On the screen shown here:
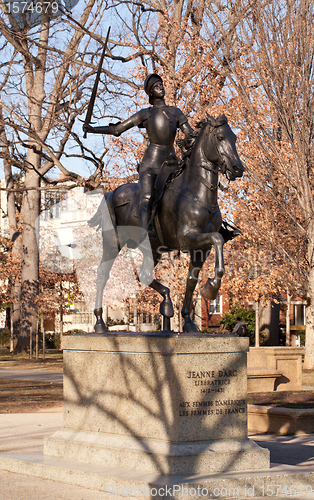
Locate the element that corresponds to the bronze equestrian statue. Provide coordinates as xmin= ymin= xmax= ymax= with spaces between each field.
xmin=83 ymin=74 xmax=244 ymax=333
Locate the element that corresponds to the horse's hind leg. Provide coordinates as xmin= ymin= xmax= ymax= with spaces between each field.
xmin=149 ymin=278 xmax=174 ymax=331
xmin=140 ymin=249 xmax=174 ymax=331
xmin=94 ymin=232 xmax=119 ymax=333
xmin=94 ymin=259 xmax=116 ymax=333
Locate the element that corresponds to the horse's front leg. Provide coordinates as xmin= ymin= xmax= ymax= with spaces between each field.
xmin=181 ymin=251 xmax=206 ymax=334
xmin=203 ymin=232 xmax=225 ymax=300
xmin=181 ymin=231 xmax=225 ymax=333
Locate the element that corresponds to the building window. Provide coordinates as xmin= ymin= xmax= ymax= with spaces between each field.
xmin=294 ymin=304 xmax=306 ymax=325
xmin=72 ymin=312 xmax=93 ymax=324
xmin=43 ymin=189 xmax=67 ymax=219
xmin=209 ymin=295 xmax=222 ymax=314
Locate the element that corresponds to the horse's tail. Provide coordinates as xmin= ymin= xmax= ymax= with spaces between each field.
xmin=88 ymin=191 xmax=117 ymax=232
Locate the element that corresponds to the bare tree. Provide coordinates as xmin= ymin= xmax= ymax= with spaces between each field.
xmin=90 ymin=0 xmax=254 ymax=117
xmin=0 ymin=0 xmax=113 ymax=350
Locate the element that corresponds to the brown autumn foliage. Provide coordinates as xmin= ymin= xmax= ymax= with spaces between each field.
xmin=206 ymin=0 xmax=314 ymax=366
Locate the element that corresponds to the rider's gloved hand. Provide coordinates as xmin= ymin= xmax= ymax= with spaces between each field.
xmin=83 ymin=123 xmax=95 ymax=134
xmin=176 ymin=138 xmax=186 ymax=149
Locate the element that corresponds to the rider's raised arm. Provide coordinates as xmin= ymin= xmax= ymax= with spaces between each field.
xmin=83 ymin=108 xmax=150 ymax=136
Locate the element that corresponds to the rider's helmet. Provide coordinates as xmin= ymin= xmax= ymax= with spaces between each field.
xmin=143 ymin=73 xmax=163 ymax=95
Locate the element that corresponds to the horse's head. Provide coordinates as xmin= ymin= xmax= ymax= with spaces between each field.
xmin=198 ymin=115 xmax=245 ymax=181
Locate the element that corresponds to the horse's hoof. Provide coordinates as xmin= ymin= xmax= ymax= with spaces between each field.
xmin=138 ymin=268 xmax=153 ymax=286
xmin=203 ymin=278 xmax=220 ymax=300
xmin=183 ymin=318 xmax=199 ymax=334
xmin=94 ymin=321 xmax=109 ymax=333
xmin=94 ymin=308 xmax=109 ymax=333
xmin=126 ymin=238 xmax=137 ymax=249
xmin=160 ymin=298 xmax=174 ymax=318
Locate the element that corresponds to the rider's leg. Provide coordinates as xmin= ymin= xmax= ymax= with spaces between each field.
xmin=138 ymin=172 xmax=156 ymax=244
xmin=138 ymin=197 xmax=150 ymax=237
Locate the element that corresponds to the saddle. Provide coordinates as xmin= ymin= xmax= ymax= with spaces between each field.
xmin=111 ymin=159 xmax=183 ymax=218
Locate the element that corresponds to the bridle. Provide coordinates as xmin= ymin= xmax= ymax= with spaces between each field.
xmin=202 ymin=119 xmax=230 ymax=177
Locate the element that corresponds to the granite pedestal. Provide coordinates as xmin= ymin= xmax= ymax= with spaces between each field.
xmin=44 ymin=333 xmax=269 ymax=476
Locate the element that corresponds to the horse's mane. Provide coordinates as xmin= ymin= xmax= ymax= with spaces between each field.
xmin=182 ymin=114 xmax=228 ymax=159
xmin=162 ymin=114 xmax=229 ymax=199
xmin=197 ymin=114 xmax=228 ymax=129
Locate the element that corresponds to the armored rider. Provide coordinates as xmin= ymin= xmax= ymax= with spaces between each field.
xmin=83 ymin=73 xmax=195 ymax=243
xmin=83 ymin=73 xmax=239 ymax=244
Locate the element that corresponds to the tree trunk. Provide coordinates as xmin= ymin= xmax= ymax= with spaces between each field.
xmin=10 ymin=304 xmax=14 ymax=353
xmin=18 ymin=166 xmax=40 ymax=352
xmin=1 ymin=130 xmax=22 ymax=351
xmin=172 ymin=295 xmax=180 ymax=332
xmin=179 ymin=294 xmax=183 ymax=332
xmin=304 ymin=273 xmax=314 ymax=369
xmin=41 ymin=314 xmax=45 ymax=360
xmin=255 ymin=301 xmax=260 ymax=347
xmin=286 ymin=292 xmax=291 ymax=347
xmin=304 ymin=224 xmax=314 ymax=369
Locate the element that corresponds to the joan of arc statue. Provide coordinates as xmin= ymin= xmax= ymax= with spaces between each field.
xmin=83 ymin=73 xmax=239 ymax=244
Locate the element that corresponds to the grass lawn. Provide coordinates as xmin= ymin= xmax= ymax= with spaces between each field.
xmin=0 ymin=351 xmax=63 ymax=412
xmin=0 ymin=379 xmax=63 ymax=413
xmin=0 ymin=349 xmax=63 ymax=370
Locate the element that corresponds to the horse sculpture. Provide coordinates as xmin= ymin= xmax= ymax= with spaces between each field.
xmin=89 ymin=115 xmax=244 ymax=333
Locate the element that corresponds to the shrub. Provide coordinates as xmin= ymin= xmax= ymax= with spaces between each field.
xmin=64 ymin=329 xmax=85 ymax=335
xmin=219 ymin=303 xmax=256 ymax=345
xmin=45 ymin=332 xmax=61 ymax=349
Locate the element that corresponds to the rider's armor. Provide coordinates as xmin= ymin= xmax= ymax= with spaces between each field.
xmin=93 ymin=75 xmax=194 ymax=241
xmin=107 ymin=105 xmax=193 ymax=174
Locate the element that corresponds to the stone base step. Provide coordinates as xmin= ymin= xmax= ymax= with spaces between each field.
xmin=44 ymin=430 xmax=269 ymax=475
xmin=1 ymin=452 xmax=314 ymax=500
xmin=248 ymin=404 xmax=314 ymax=435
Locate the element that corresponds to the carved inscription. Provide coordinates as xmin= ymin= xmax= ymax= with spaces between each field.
xmin=179 ymin=368 xmax=246 ymax=417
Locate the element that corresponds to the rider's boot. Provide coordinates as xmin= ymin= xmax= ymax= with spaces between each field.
xmin=138 ymin=199 xmax=157 ymax=245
